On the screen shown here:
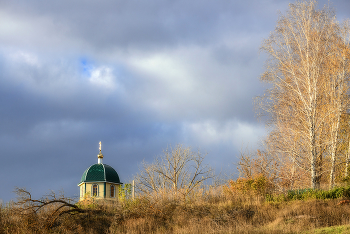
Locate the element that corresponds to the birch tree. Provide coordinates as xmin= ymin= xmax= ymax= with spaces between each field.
xmin=336 ymin=113 xmax=350 ymax=178
xmin=326 ymin=20 xmax=350 ymax=188
xmin=258 ymin=0 xmax=350 ymax=189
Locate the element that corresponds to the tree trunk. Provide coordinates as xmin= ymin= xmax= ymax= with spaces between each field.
xmin=311 ymin=123 xmax=319 ymax=189
xmin=346 ymin=131 xmax=350 ymax=177
xmin=329 ymin=118 xmax=340 ymax=189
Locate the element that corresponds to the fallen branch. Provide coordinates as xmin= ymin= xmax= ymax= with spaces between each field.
xmin=14 ymin=187 xmax=95 ymax=229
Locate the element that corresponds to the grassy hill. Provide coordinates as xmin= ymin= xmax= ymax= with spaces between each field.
xmin=2 ymin=187 xmax=350 ymax=233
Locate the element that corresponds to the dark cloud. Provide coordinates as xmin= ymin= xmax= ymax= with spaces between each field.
xmin=0 ymin=0 xmax=287 ymax=52
xmin=0 ymin=0 xmax=349 ymax=203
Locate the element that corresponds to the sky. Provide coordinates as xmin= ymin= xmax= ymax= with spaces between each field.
xmin=1 ymin=0 xmax=349 ymax=203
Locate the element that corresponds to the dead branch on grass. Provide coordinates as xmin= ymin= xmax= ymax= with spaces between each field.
xmin=13 ymin=187 xmax=96 ymax=229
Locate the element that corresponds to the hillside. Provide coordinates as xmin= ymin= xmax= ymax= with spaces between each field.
xmin=2 ymin=187 xmax=350 ymax=234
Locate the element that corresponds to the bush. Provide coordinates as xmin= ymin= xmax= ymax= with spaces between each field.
xmin=224 ymin=174 xmax=274 ymax=200
xmin=266 ymin=186 xmax=350 ymax=202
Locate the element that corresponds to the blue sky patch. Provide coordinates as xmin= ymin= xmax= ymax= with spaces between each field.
xmin=79 ymin=57 xmax=94 ymax=77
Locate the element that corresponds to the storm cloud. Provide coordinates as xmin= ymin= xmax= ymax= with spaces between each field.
xmin=0 ymin=0 xmax=348 ymax=202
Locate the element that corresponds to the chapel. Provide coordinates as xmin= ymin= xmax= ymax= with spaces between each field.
xmin=78 ymin=142 xmax=122 ymax=201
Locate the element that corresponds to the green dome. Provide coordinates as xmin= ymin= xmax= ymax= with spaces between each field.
xmin=80 ymin=164 xmax=121 ymax=184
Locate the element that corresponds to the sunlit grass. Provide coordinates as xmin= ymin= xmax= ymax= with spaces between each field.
xmin=2 ymin=186 xmax=350 ymax=233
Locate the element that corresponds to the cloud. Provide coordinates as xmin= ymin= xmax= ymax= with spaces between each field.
xmin=184 ymin=120 xmax=266 ymax=149
xmin=89 ymin=66 xmax=118 ymax=91
xmin=1 ymin=0 xmax=349 ymax=203
xmin=123 ymin=41 xmax=265 ymax=122
xmin=0 ymin=0 xmax=289 ymax=54
xmin=8 ymin=51 xmax=40 ymax=67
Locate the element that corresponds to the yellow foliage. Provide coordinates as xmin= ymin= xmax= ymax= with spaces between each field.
xmin=224 ymin=174 xmax=275 ymax=198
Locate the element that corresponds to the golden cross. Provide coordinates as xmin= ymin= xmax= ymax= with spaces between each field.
xmin=99 ymin=141 xmax=102 ymax=152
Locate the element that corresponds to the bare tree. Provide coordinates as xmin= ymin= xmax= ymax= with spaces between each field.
xmin=134 ymin=144 xmax=214 ymax=200
xmin=258 ymin=0 xmax=350 ymax=189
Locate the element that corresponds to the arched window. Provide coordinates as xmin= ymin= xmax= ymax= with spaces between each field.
xmin=92 ymin=184 xmax=98 ymax=197
xmin=110 ymin=185 xmax=115 ymax=197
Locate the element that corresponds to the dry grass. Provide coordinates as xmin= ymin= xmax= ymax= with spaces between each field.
xmin=2 ymin=191 xmax=350 ymax=234
xmin=106 ymin=197 xmax=350 ymax=233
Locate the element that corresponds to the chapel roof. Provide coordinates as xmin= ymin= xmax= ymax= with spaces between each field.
xmin=80 ymin=163 xmax=122 ymax=184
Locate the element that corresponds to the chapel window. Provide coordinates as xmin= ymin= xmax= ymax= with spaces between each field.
xmin=92 ymin=184 xmax=98 ymax=196
xmin=110 ymin=185 xmax=115 ymax=197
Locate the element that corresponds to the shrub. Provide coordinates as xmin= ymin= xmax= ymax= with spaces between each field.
xmin=266 ymin=186 xmax=350 ymax=202
xmin=224 ymin=174 xmax=274 ymax=199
